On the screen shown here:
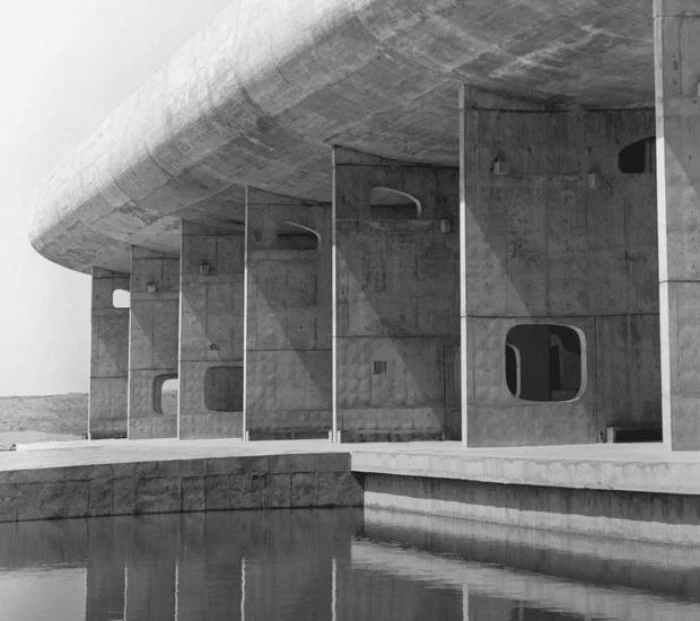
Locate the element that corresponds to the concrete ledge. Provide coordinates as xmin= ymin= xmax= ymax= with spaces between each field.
xmin=0 ymin=441 xmax=362 ymax=523
xmin=349 ymin=442 xmax=700 ymax=495
xmin=6 ymin=439 xmax=700 ymax=544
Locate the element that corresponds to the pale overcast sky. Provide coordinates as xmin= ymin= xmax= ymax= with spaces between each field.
xmin=0 ymin=0 xmax=231 ymax=396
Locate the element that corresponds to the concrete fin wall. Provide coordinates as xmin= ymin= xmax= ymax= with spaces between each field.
xmin=89 ymin=267 xmax=130 ymax=439
xmin=245 ymin=189 xmax=332 ymax=439
xmin=333 ymin=147 xmax=460 ymax=442
xmin=128 ymin=247 xmax=180 ymax=439
xmin=655 ymin=0 xmax=700 ymax=450
xmin=179 ymin=221 xmax=245 ymax=439
xmin=460 ymin=97 xmax=660 ymax=446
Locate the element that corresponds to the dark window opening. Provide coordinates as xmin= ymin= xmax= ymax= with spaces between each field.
xmin=373 ymin=360 xmax=388 ymax=375
xmin=153 ymin=375 xmax=178 ymax=416
xmin=505 ymin=324 xmax=582 ymax=402
xmin=370 ymin=187 xmax=421 ymax=219
xmin=618 ymin=137 xmax=655 ymax=174
xmin=276 ymin=222 xmax=319 ymax=251
xmin=204 ymin=366 xmax=243 ymax=412
xmin=112 ymin=289 xmax=130 ymax=309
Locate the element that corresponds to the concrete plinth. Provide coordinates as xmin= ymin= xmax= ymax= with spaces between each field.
xmin=179 ymin=222 xmax=244 ymax=439
xmin=245 ymin=189 xmax=332 ymax=439
xmin=460 ymin=92 xmax=660 ymax=446
xmin=89 ymin=268 xmax=130 ymax=439
xmin=655 ymin=0 xmax=700 ymax=450
xmin=128 ymin=247 xmax=179 ymax=439
xmin=332 ymin=147 xmax=460 ymax=442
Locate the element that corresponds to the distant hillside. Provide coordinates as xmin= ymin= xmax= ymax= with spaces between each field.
xmin=0 ymin=393 xmax=88 ymax=438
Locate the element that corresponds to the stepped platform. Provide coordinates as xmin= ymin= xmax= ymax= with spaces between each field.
xmin=1 ymin=439 xmax=699 ymax=545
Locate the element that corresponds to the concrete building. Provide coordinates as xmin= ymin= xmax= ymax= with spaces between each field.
xmin=27 ymin=0 xmax=698 ymax=450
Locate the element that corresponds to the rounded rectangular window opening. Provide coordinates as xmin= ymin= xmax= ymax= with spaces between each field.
xmin=153 ymin=374 xmax=178 ymax=416
xmin=112 ymin=288 xmax=131 ymax=309
xmin=204 ymin=366 xmax=243 ymax=412
xmin=505 ymin=324 xmax=584 ymax=402
xmin=370 ymin=187 xmax=421 ymax=219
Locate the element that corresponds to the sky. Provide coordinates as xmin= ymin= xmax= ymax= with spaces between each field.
xmin=0 ymin=0 xmax=231 ymax=396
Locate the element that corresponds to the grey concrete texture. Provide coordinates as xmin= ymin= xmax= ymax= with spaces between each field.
xmin=89 ymin=268 xmax=130 ymax=439
xmin=0 ymin=442 xmax=361 ymax=522
xmin=460 ymin=105 xmax=660 ymax=446
xmin=28 ymin=0 xmax=653 ymax=274
xmin=178 ymin=221 xmax=245 ymax=439
xmin=245 ymin=189 xmax=332 ymax=438
xmin=334 ymin=147 xmax=460 ymax=440
xmin=128 ymin=248 xmax=180 ymax=439
xmin=655 ymin=1 xmax=700 ymax=449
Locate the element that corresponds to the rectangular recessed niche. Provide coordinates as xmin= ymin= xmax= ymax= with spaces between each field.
xmin=373 ymin=360 xmax=388 ymax=375
xmin=505 ymin=324 xmax=583 ymax=402
xmin=205 ymin=366 xmax=243 ymax=412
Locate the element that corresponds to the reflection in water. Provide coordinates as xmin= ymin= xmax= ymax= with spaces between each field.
xmin=1 ymin=508 xmax=700 ymax=620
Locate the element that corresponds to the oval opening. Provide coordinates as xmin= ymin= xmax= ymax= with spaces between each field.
xmin=505 ymin=324 xmax=583 ymax=402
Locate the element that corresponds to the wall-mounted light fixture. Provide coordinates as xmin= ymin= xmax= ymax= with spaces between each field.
xmin=146 ymin=281 xmax=157 ymax=293
xmin=492 ymin=155 xmax=509 ymax=176
xmin=200 ymin=260 xmax=212 ymax=275
xmin=439 ymin=218 xmax=451 ymax=234
xmin=588 ymin=169 xmax=600 ymax=190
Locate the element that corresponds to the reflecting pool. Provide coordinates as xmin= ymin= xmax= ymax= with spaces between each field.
xmin=1 ymin=507 xmax=700 ymax=620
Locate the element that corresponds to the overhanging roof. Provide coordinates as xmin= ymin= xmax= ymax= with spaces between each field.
xmin=29 ymin=0 xmax=654 ymax=274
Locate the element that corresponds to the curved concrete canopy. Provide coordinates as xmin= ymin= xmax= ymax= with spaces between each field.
xmin=29 ymin=0 xmax=654 ymax=274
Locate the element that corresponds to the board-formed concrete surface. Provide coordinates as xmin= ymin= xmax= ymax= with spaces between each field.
xmin=28 ymin=0 xmax=653 ymax=274
xmin=4 ymin=439 xmax=700 ymax=544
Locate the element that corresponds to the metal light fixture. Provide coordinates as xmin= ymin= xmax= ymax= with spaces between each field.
xmin=146 ymin=281 xmax=157 ymax=293
xmin=200 ymin=260 xmax=212 ymax=275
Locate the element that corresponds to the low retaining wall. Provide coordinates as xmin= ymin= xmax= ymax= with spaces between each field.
xmin=0 ymin=453 xmax=363 ymax=522
xmin=363 ymin=473 xmax=700 ymax=546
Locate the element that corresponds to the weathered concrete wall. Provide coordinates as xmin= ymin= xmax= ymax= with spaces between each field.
xmin=179 ymin=221 xmax=244 ymax=439
xmin=89 ymin=268 xmax=130 ymax=439
xmin=655 ymin=0 xmax=700 ymax=450
xmin=333 ymin=148 xmax=460 ymax=441
xmin=245 ymin=189 xmax=332 ymax=439
xmin=460 ymin=102 xmax=660 ymax=446
xmin=128 ymin=247 xmax=180 ymax=439
xmin=363 ymin=472 xmax=700 ymax=545
xmin=0 ymin=452 xmax=362 ymax=522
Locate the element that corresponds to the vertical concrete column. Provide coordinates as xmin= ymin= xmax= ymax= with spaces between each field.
xmin=655 ymin=0 xmax=700 ymax=449
xmin=179 ymin=221 xmax=245 ymax=439
xmin=89 ymin=268 xmax=130 ymax=439
xmin=459 ymin=89 xmax=659 ymax=447
xmin=128 ymin=247 xmax=180 ymax=439
xmin=332 ymin=147 xmax=460 ymax=442
xmin=245 ymin=189 xmax=332 ymax=439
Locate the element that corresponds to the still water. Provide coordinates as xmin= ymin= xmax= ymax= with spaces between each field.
xmin=1 ymin=507 xmax=699 ymax=621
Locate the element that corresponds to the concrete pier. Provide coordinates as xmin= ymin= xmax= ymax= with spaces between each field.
xmin=128 ymin=248 xmax=180 ymax=439
xmin=244 ymin=189 xmax=332 ymax=440
xmin=332 ymin=147 xmax=460 ymax=442
xmin=89 ymin=268 xmax=130 ymax=439
xmin=178 ymin=221 xmax=245 ymax=439
xmin=655 ymin=0 xmax=700 ymax=450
